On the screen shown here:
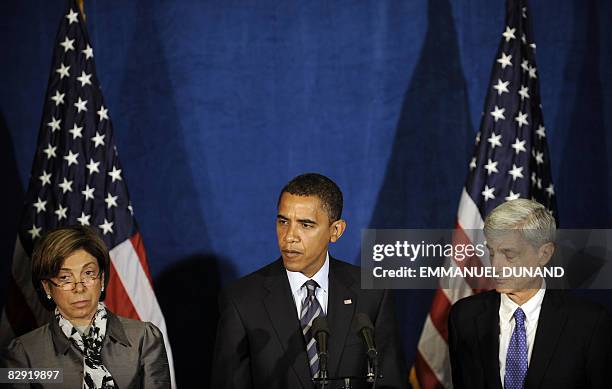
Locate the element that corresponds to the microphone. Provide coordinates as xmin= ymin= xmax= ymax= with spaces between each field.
xmin=311 ymin=316 xmax=330 ymax=380
xmin=352 ymin=312 xmax=378 ymax=368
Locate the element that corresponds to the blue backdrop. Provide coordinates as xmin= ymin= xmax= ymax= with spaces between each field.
xmin=1 ymin=0 xmax=611 ymax=386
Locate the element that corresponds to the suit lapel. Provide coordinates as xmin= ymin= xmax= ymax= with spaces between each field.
xmin=326 ymin=258 xmax=356 ymax=377
xmin=525 ymin=290 xmax=567 ymax=389
xmin=263 ymin=260 xmax=311 ymax=389
xmin=475 ymin=292 xmax=503 ymax=389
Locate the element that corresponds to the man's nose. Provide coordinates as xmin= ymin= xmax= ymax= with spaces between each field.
xmin=284 ymin=223 xmax=299 ymax=243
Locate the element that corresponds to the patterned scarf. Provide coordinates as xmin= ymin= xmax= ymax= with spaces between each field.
xmin=55 ymin=303 xmax=116 ymax=389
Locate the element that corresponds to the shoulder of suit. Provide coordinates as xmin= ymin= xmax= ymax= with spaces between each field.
xmin=221 ymin=259 xmax=281 ymax=299
xmin=548 ymin=290 xmax=611 ymax=318
xmin=451 ymin=290 xmax=498 ymax=314
xmin=10 ymin=323 xmax=53 ymax=348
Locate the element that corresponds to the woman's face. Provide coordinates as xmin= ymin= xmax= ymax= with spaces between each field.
xmin=43 ymin=249 xmax=104 ymax=326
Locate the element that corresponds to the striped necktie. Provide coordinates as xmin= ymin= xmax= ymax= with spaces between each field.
xmin=300 ymin=280 xmax=323 ymax=377
xmin=504 ymin=307 xmax=528 ymax=389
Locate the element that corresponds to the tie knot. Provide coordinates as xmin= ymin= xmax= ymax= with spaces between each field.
xmin=514 ymin=307 xmax=526 ymax=324
xmin=303 ymin=280 xmax=319 ymax=297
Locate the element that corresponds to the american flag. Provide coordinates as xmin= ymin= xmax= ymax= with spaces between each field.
xmin=410 ymin=1 xmax=557 ymax=387
xmin=0 ymin=1 xmax=175 ymax=387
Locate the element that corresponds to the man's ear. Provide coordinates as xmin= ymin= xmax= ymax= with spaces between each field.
xmin=329 ymin=219 xmax=347 ymax=243
xmin=537 ymin=242 xmax=555 ymax=266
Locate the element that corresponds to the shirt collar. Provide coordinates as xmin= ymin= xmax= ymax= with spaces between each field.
xmin=500 ymin=279 xmax=546 ymax=324
xmin=286 ymin=252 xmax=330 ymax=295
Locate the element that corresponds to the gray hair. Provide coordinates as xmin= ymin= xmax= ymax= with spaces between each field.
xmin=484 ymin=199 xmax=556 ymax=248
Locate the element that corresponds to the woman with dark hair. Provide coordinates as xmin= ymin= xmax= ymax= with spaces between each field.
xmin=1 ymin=225 xmax=170 ymax=389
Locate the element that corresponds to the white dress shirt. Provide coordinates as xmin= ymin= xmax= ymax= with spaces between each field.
xmin=498 ymin=279 xmax=546 ymax=387
xmin=286 ymin=252 xmax=329 ymax=318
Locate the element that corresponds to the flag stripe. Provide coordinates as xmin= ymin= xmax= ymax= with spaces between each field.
xmin=417 ymin=316 xmax=453 ymax=388
xmin=129 ymin=232 xmax=154 ymax=285
xmin=109 ymin=238 xmax=176 ymax=387
xmin=105 ymin=262 xmax=140 ymax=319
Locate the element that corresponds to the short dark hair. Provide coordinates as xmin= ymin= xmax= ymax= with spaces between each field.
xmin=278 ymin=173 xmax=343 ymax=222
xmin=31 ymin=225 xmax=111 ymax=309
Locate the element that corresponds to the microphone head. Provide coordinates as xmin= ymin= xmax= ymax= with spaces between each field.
xmin=312 ymin=315 xmax=330 ymax=336
xmin=352 ymin=312 xmax=374 ymax=334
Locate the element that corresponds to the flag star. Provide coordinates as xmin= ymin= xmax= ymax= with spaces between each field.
xmin=68 ymin=123 xmax=83 ymax=139
xmin=64 ymin=150 xmax=79 ymax=166
xmin=505 ymin=191 xmax=521 ymax=201
xmin=475 ymin=132 xmax=481 ymax=145
xmin=82 ymin=185 xmax=95 ymax=201
xmin=56 ymin=63 xmax=70 ymax=79
xmin=47 ymin=117 xmax=61 ymax=132
xmin=105 ymin=192 xmax=118 ymax=209
xmin=522 ymin=6 xmax=527 ymax=18
xmin=536 ymin=178 xmax=542 ymax=189
xmin=43 ymin=144 xmax=57 ymax=159
xmin=511 ymin=138 xmax=527 ymax=155
xmin=497 ymin=52 xmax=513 ymax=69
xmin=515 ymin=111 xmax=529 ymax=128
xmin=521 ymin=33 xmax=527 ymax=44
xmin=58 ymin=177 xmax=73 ymax=193
xmin=82 ymin=44 xmax=94 ymax=59
xmin=86 ymin=158 xmax=100 ymax=174
xmin=493 ymin=79 xmax=510 ymax=95
xmin=33 ymin=197 xmax=47 ymax=213
xmin=60 ymin=36 xmax=75 ymax=52
xmin=108 ymin=166 xmax=122 ymax=182
xmin=74 ymin=97 xmax=88 ymax=113
xmin=534 ymin=151 xmax=544 ymax=165
xmin=91 ymin=132 xmax=106 ymax=148
xmin=128 ymin=203 xmax=134 ymax=215
xmin=536 ymin=125 xmax=546 ymax=138
xmin=502 ymin=26 xmax=516 ymax=42
xmin=469 ymin=157 xmax=477 ymax=170
xmin=490 ymin=105 xmax=506 ymax=122
xmin=528 ymin=65 xmax=537 ymax=79
xmin=66 ymin=8 xmax=79 ymax=24
xmin=521 ymin=60 xmax=530 ymax=72
xmin=55 ymin=204 xmax=68 ymax=221
xmin=546 ymin=184 xmax=555 ymax=197
xmin=508 ymin=164 xmax=524 ymax=181
xmin=77 ymin=71 xmax=92 ymax=87
xmin=99 ymin=219 xmax=114 ymax=235
xmin=482 ymin=185 xmax=496 ymax=201
xmin=518 ymin=85 xmax=530 ymax=100
xmin=487 ymin=132 xmax=503 ymax=149
xmin=28 ymin=224 xmax=42 ymax=239
xmin=39 ymin=171 xmax=52 ymax=186
xmin=97 ymin=106 xmax=109 ymax=121
xmin=531 ymin=172 xmax=537 ymax=185
xmin=51 ymin=90 xmax=65 ymax=106
xmin=484 ymin=158 xmax=499 ymax=175
xmin=77 ymin=212 xmax=91 ymax=226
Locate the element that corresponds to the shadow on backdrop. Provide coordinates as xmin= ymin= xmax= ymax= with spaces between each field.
xmin=556 ymin=1 xmax=609 ymax=228
xmin=366 ymin=0 xmax=474 ymax=368
xmin=113 ymin=0 xmax=213 ymax=271
xmin=156 ymin=254 xmax=237 ymax=389
xmin=554 ymin=1 xmax=612 ymax=311
xmin=0 ymin=111 xmax=24 ymax=313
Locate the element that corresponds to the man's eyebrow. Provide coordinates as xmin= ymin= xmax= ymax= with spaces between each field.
xmin=277 ymin=214 xmax=287 ymax=219
xmin=297 ymin=218 xmax=317 ymax=225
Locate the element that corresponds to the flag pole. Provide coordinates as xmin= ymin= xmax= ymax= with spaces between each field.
xmin=76 ymin=0 xmax=86 ymax=22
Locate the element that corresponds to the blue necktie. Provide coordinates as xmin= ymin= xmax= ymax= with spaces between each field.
xmin=299 ymin=280 xmax=322 ymax=378
xmin=504 ymin=307 xmax=528 ymax=389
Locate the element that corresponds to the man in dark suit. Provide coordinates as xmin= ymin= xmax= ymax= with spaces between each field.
xmin=212 ymin=173 xmax=406 ymax=389
xmin=448 ymin=199 xmax=612 ymax=389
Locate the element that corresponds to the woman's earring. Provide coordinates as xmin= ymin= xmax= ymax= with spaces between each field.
xmin=101 ymin=286 xmax=104 ymax=292
xmin=46 ymin=294 xmax=51 ymax=300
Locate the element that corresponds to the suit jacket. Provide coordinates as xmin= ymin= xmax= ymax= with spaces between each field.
xmin=211 ymin=257 xmax=407 ymax=389
xmin=448 ymin=289 xmax=612 ymax=389
xmin=1 ymin=309 xmax=170 ymax=389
